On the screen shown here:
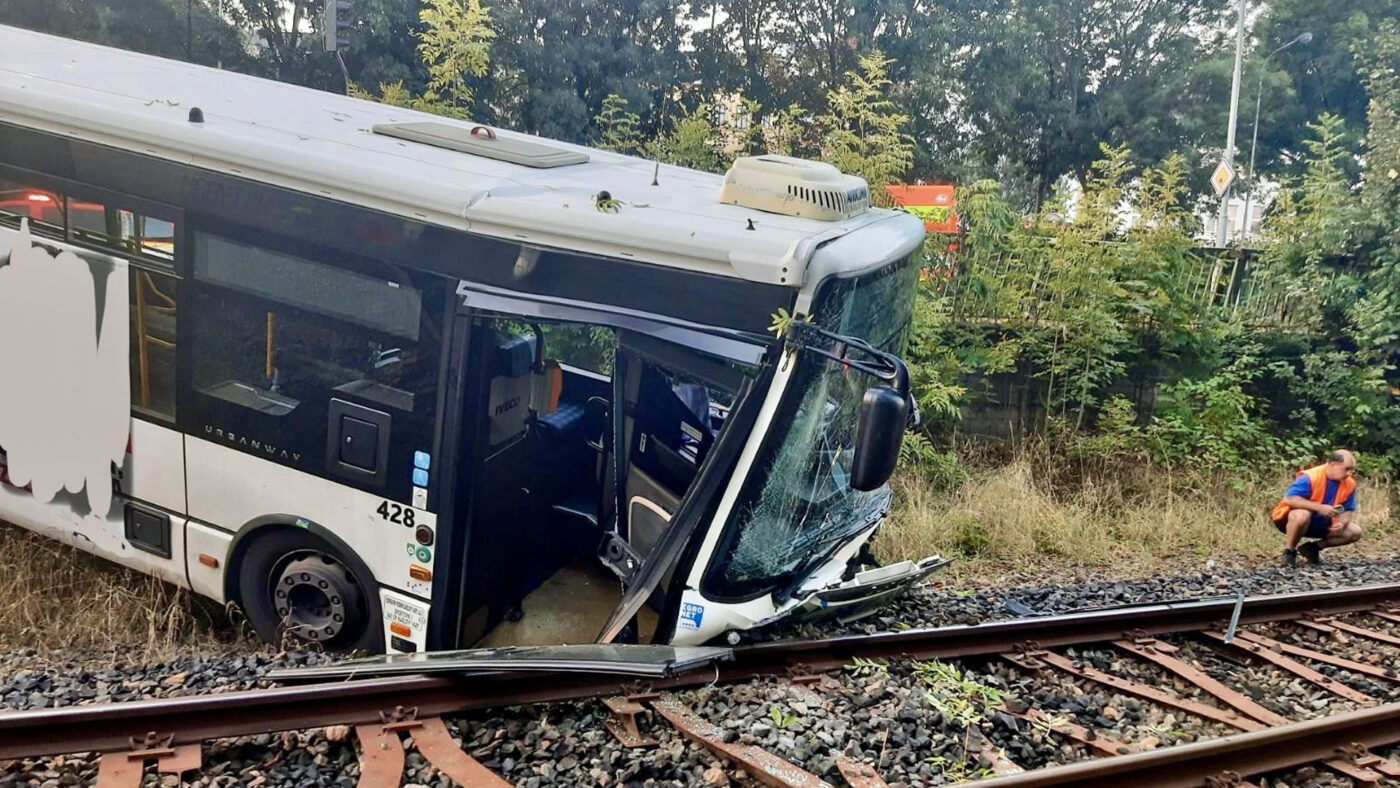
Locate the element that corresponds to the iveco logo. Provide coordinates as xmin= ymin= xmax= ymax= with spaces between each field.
xmin=494 ymin=397 xmax=520 ymax=416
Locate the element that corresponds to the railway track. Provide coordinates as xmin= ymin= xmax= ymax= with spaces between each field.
xmin=3 ymin=582 xmax=1400 ymax=787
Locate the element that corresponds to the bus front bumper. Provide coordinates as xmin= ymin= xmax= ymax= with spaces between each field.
xmin=789 ymin=555 xmax=951 ymax=624
xmin=671 ymin=552 xmax=948 ymax=645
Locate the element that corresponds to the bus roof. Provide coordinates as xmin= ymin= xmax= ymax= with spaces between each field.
xmin=0 ymin=25 xmax=922 ymax=288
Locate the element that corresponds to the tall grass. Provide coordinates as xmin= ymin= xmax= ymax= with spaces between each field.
xmin=879 ymin=456 xmax=1399 ymax=580
xmin=0 ymin=522 xmax=241 ymax=658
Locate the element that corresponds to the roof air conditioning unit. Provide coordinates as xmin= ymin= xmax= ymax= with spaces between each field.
xmin=718 ymin=155 xmax=871 ymax=221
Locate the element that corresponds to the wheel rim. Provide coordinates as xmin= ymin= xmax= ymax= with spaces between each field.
xmin=271 ymin=552 xmax=364 ymax=643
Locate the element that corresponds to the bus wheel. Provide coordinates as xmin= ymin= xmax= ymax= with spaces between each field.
xmin=236 ymin=528 xmax=381 ymax=652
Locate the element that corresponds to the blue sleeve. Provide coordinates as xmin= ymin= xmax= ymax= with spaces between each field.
xmin=1344 ymin=490 xmax=1357 ymax=511
xmin=1285 ymin=476 xmax=1312 ymax=499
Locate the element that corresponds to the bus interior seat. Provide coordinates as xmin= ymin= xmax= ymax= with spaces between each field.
xmin=536 ymin=389 xmax=609 ymax=529
xmin=479 ymin=326 xmax=610 ymax=578
xmin=132 ymin=270 xmax=177 ymax=414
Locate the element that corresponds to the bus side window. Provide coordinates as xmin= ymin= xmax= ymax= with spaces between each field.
xmin=70 ymin=198 xmax=176 ymax=265
xmin=0 ymin=177 xmax=65 ymax=236
xmin=190 ymin=233 xmax=429 ymax=417
xmin=131 ymin=268 xmax=178 ymax=419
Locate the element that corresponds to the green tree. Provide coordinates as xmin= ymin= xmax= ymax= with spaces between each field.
xmin=481 ymin=0 xmax=694 ymax=143
xmin=690 ymin=0 xmax=783 ymax=107
xmin=349 ymin=0 xmax=493 ymax=119
xmin=819 ymin=51 xmax=912 ymax=201
xmin=1254 ymin=108 xmax=1399 ymax=469
xmin=1353 ymin=20 xmax=1400 ymax=361
xmin=596 ymin=93 xmax=644 ymax=154
xmin=1031 ymin=145 xmax=1136 ymax=427
xmin=1249 ymin=0 xmax=1400 ymax=173
xmin=338 ymin=0 xmax=432 ymax=96
xmin=760 ymin=103 xmax=813 ymax=157
xmin=1256 ymin=114 xmax=1360 ymax=330
xmin=646 ymin=104 xmax=722 ymax=172
xmin=418 ymin=0 xmax=495 ymax=108
xmin=935 ymin=0 xmax=1232 ymax=201
xmin=232 ymin=0 xmax=341 ymax=87
xmin=0 ymin=0 xmax=255 ymax=73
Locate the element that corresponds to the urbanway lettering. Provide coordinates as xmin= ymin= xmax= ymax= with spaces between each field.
xmin=203 ymin=425 xmax=302 ymax=462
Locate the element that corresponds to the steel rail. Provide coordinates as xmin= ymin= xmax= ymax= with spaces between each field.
xmin=2 ymin=581 xmax=1398 ymax=760
xmin=967 ymin=700 xmax=1400 ymax=788
xmin=740 ymin=581 xmax=1400 ymax=668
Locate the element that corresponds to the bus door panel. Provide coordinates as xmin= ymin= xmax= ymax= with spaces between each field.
xmin=596 ymin=359 xmax=768 ymax=645
xmin=453 ymin=324 xmax=563 ymax=636
xmin=122 ymin=418 xmax=186 ymax=513
xmin=113 ymin=417 xmax=192 ymax=588
xmin=616 ymin=332 xmax=735 ymax=565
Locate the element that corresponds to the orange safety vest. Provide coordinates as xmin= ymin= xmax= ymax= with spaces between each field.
xmin=1271 ymin=464 xmax=1356 ymax=523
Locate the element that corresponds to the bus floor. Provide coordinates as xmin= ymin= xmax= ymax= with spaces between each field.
xmin=476 ymin=559 xmax=659 ymax=647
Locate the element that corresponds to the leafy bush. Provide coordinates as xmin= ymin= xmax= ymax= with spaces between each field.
xmin=897 ymin=86 xmax=1400 ymax=483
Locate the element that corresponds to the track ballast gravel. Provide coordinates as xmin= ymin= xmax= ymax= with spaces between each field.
xmin=3 ymin=554 xmax=1400 ymax=787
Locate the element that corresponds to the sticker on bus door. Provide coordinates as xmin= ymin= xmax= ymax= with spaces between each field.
xmin=0 ymin=220 xmax=129 ymax=517
xmin=679 ymin=602 xmax=705 ymax=630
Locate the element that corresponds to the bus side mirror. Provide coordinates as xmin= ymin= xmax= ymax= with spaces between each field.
xmin=850 ymin=386 xmax=908 ymax=491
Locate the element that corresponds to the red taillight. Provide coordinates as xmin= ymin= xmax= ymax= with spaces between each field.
xmin=25 ymin=193 xmax=52 ymax=203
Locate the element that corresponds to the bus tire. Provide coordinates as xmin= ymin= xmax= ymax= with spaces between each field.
xmin=235 ymin=527 xmax=382 ymax=653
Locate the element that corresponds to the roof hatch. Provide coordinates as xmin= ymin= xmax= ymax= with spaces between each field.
xmin=372 ymin=122 xmax=589 ymax=169
xmin=718 ymin=155 xmax=870 ymax=221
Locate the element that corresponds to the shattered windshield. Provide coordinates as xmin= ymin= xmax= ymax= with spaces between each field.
xmin=705 ymin=255 xmax=918 ymax=599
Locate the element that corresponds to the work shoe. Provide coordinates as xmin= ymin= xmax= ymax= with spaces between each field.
xmin=1299 ymin=542 xmax=1323 ymax=566
xmin=1282 ymin=548 xmax=1298 ymax=568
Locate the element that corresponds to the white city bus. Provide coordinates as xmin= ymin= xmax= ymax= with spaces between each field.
xmin=0 ymin=25 xmax=941 ymax=654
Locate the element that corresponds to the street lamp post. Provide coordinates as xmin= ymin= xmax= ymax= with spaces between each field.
xmin=1240 ymin=31 xmax=1313 ymax=241
xmin=1217 ymin=0 xmax=1248 ymax=247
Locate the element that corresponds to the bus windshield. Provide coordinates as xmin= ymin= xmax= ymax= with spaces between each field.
xmin=707 ymin=255 xmax=919 ymax=598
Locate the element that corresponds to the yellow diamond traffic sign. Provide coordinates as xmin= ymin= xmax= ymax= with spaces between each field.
xmin=1211 ymin=160 xmax=1235 ymax=196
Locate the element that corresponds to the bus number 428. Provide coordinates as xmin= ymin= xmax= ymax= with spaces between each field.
xmin=376 ymin=501 xmax=416 ymax=527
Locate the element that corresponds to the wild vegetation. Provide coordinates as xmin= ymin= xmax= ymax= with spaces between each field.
xmin=882 ymin=21 xmax=1400 ymax=572
xmin=0 ymin=523 xmax=241 ymax=655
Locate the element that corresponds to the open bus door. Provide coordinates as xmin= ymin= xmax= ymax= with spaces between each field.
xmin=443 ymin=283 xmax=767 ymax=648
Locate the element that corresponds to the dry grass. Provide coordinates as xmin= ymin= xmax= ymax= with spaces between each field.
xmin=2 ymin=460 xmax=1394 ymax=657
xmin=879 ymin=460 xmax=1400 ymax=583
xmin=0 ymin=522 xmax=245 ymax=659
